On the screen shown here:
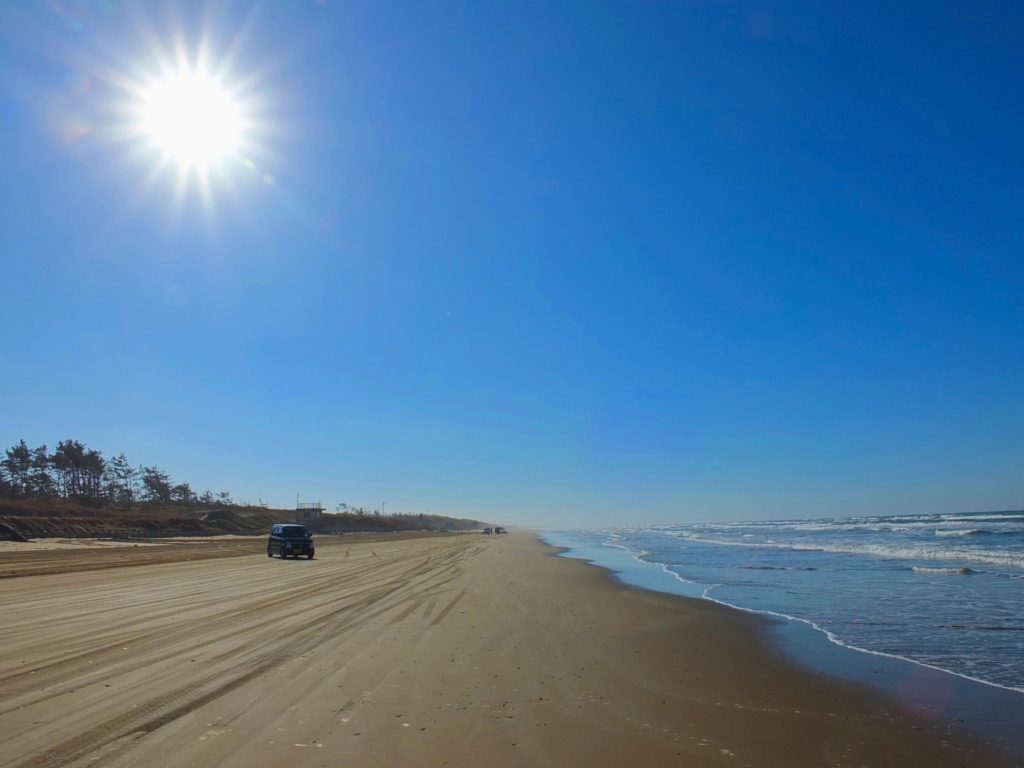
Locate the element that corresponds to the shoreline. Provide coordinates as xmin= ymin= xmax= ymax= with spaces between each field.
xmin=542 ymin=529 xmax=1024 ymax=762
xmin=0 ymin=530 xmax=1018 ymax=766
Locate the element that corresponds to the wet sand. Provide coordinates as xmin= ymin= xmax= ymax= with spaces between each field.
xmin=0 ymin=531 xmax=1014 ymax=767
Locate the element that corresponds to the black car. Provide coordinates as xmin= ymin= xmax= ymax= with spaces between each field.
xmin=267 ymin=523 xmax=315 ymax=559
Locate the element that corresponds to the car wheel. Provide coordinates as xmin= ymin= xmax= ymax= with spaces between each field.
xmin=267 ymin=547 xmax=272 ymax=557
xmin=307 ymin=552 xmax=314 ymax=560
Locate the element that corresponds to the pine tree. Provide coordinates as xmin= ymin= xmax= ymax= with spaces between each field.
xmin=140 ymin=466 xmax=172 ymax=503
xmin=104 ymin=453 xmax=135 ymax=503
xmin=28 ymin=445 xmax=56 ymax=497
xmin=1 ymin=440 xmax=32 ymax=497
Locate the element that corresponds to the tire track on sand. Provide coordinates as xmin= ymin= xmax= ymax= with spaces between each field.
xmin=9 ymin=537 xmax=482 ymax=767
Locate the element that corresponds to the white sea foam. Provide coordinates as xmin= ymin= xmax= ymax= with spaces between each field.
xmin=941 ymin=513 xmax=1024 ymax=522
xmin=602 ymin=540 xmax=651 ymax=558
xmin=695 ymin=584 xmax=1024 ymax=696
xmin=934 ymin=528 xmax=986 ymax=537
xmin=656 ymin=533 xmax=1024 ymax=570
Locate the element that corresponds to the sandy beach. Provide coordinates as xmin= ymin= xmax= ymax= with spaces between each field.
xmin=0 ymin=531 xmax=1014 ymax=767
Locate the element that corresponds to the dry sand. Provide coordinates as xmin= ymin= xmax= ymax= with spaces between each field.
xmin=0 ymin=531 xmax=1014 ymax=767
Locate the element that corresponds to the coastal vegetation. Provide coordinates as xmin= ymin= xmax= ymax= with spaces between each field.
xmin=0 ymin=438 xmax=238 ymax=506
xmin=0 ymin=439 xmax=483 ymax=538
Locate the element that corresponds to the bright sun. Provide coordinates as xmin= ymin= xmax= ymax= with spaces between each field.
xmin=139 ymin=70 xmax=244 ymax=171
xmin=109 ymin=27 xmax=269 ymax=200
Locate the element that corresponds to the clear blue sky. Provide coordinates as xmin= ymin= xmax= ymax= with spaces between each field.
xmin=1 ymin=1 xmax=1021 ymax=526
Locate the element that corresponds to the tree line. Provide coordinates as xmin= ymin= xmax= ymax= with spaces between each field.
xmin=0 ymin=439 xmax=239 ymax=506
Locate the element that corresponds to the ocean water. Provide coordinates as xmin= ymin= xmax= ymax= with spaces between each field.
xmin=543 ymin=511 xmax=1024 ymax=693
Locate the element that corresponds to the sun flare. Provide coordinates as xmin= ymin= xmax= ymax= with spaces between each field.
xmin=138 ymin=70 xmax=244 ymax=171
xmin=102 ymin=23 xmax=272 ymax=203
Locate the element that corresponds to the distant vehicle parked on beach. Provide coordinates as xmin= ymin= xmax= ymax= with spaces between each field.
xmin=482 ymin=527 xmax=493 ymax=535
xmin=495 ymin=526 xmax=507 ymax=535
xmin=267 ymin=523 xmax=315 ymax=559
